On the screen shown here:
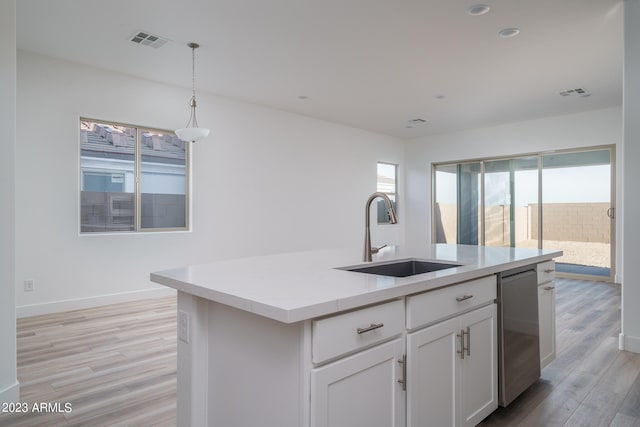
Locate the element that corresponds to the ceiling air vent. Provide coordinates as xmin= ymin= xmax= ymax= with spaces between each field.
xmin=129 ymin=31 xmax=169 ymax=48
xmin=559 ymin=88 xmax=591 ymax=98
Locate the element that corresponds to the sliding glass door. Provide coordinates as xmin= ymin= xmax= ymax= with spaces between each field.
xmin=434 ymin=164 xmax=458 ymax=244
xmin=484 ymin=157 xmax=538 ymax=248
xmin=432 ymin=147 xmax=615 ymax=281
xmin=541 ymin=149 xmax=613 ymax=278
xmin=434 ymin=162 xmax=481 ymax=245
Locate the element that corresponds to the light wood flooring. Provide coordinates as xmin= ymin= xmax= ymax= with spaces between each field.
xmin=1 ymin=297 xmax=177 ymax=426
xmin=1 ymin=278 xmax=637 ymax=426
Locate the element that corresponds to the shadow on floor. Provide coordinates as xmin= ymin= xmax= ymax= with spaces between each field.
xmin=555 ymin=262 xmax=610 ymax=277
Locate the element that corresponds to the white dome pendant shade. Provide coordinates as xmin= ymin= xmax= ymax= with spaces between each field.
xmin=175 ymin=42 xmax=210 ymax=143
xmin=175 ymin=126 xmax=210 ymax=143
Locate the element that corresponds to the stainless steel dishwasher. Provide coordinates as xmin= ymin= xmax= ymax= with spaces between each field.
xmin=497 ymin=264 xmax=540 ymax=407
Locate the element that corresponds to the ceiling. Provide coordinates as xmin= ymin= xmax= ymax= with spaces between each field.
xmin=16 ymin=0 xmax=623 ymax=139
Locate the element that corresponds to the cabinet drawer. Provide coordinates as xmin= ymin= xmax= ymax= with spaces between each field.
xmin=537 ymin=260 xmax=555 ymax=284
xmin=406 ymin=275 xmax=496 ymax=330
xmin=312 ymin=299 xmax=404 ymax=364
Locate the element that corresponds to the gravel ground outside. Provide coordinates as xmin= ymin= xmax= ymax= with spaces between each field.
xmin=517 ymin=239 xmax=610 ymax=268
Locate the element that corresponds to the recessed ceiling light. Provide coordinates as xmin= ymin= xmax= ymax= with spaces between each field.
xmin=468 ymin=4 xmax=491 ymax=16
xmin=499 ymin=28 xmax=521 ymax=38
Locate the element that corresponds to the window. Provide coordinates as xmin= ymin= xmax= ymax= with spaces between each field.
xmin=377 ymin=162 xmax=398 ymax=224
xmin=80 ymin=119 xmax=189 ymax=233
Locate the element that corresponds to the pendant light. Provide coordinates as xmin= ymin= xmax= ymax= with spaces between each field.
xmin=175 ymin=42 xmax=210 ymax=143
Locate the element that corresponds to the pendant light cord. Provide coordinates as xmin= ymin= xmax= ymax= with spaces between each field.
xmin=188 ymin=43 xmax=200 ymax=128
xmin=191 ymin=45 xmax=196 ymax=100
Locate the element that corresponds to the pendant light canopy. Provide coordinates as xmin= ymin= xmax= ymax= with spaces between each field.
xmin=175 ymin=42 xmax=210 ymax=143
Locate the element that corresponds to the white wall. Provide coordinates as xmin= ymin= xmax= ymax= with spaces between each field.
xmin=621 ymin=0 xmax=640 ymax=353
xmin=0 ymin=0 xmax=19 ymax=403
xmin=404 ymin=107 xmax=623 ymax=269
xmin=15 ymin=51 xmax=405 ymax=316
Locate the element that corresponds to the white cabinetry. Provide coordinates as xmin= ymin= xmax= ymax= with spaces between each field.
xmin=537 ymin=261 xmax=556 ymax=368
xmin=311 ymin=299 xmax=406 ymax=427
xmin=406 ymin=276 xmax=498 ymax=427
xmin=177 ymin=276 xmax=500 ymax=427
xmin=311 ymin=338 xmax=405 ymax=427
xmin=312 ymin=299 xmax=404 ymax=364
xmin=459 ymin=304 xmax=498 ymax=426
xmin=407 ymin=317 xmax=458 ymax=426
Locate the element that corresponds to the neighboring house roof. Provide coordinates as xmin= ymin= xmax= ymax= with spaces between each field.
xmin=80 ymin=122 xmax=186 ymax=165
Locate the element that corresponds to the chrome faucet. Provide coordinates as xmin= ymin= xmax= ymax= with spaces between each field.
xmin=363 ymin=192 xmax=398 ymax=262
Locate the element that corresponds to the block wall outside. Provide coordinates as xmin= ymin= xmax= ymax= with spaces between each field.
xmin=435 ymin=202 xmax=610 ymax=244
xmin=529 ymin=203 xmax=611 ymax=243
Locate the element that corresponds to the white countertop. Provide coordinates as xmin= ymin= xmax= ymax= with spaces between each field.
xmin=150 ymin=244 xmax=562 ymax=323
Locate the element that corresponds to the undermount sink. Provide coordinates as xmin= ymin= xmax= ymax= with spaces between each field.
xmin=339 ymin=259 xmax=463 ymax=278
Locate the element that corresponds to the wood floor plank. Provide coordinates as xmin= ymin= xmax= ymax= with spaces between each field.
xmin=517 ymin=368 xmax=601 ymax=427
xmin=618 ymin=371 xmax=640 ymax=419
xmin=610 ymin=413 xmax=640 ymax=427
xmin=565 ymin=348 xmax=640 ymax=427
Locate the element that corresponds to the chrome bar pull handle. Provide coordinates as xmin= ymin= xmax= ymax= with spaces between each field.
xmin=457 ymin=331 xmax=465 ymax=359
xmin=397 ymin=355 xmax=406 ymax=391
xmin=544 ymin=269 xmax=555 ymax=273
xmin=465 ymin=326 xmax=471 ymax=356
xmin=544 ymin=285 xmax=556 ymax=291
xmin=456 ymin=295 xmax=474 ymax=302
xmin=356 ymin=323 xmax=384 ymax=334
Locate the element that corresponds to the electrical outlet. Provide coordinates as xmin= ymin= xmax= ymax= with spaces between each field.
xmin=24 ymin=280 xmax=34 ymax=292
xmin=178 ymin=310 xmax=190 ymax=343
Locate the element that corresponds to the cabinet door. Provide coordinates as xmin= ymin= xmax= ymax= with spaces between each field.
xmin=538 ymin=283 xmax=556 ymax=369
xmin=311 ymin=338 xmax=405 ymax=427
xmin=406 ymin=317 xmax=459 ymax=427
xmin=459 ymin=304 xmax=498 ymax=427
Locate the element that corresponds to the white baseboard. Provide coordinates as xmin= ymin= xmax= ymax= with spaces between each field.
xmin=619 ymin=333 xmax=640 ymax=354
xmin=0 ymin=381 xmax=20 ymax=403
xmin=16 ymin=287 xmax=177 ymax=318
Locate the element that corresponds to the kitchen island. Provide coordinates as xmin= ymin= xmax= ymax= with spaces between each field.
xmin=151 ymin=244 xmax=561 ymax=427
